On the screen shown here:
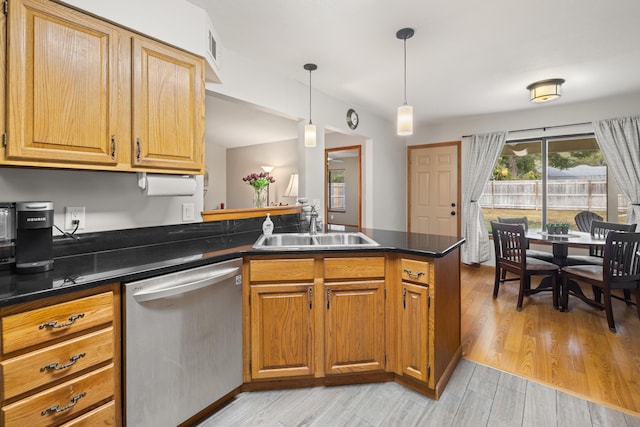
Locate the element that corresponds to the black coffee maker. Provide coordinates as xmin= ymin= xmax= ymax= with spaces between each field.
xmin=15 ymin=201 xmax=54 ymax=273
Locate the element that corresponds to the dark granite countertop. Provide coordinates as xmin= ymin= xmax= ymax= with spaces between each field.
xmin=0 ymin=224 xmax=464 ymax=307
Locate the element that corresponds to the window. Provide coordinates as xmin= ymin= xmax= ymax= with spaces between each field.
xmin=328 ymin=170 xmax=346 ymax=212
xmin=481 ymin=134 xmax=625 ymax=231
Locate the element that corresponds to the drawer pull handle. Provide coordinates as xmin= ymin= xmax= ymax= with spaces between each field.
xmin=40 ymin=352 xmax=86 ymax=372
xmin=41 ymin=392 xmax=86 ymax=416
xmin=403 ymin=269 xmax=425 ymax=279
xmin=39 ymin=313 xmax=85 ymax=330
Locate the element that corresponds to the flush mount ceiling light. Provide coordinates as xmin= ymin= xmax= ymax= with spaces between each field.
xmin=304 ymin=63 xmax=317 ymax=147
xmin=526 ymin=78 xmax=565 ymax=103
xmin=396 ymin=27 xmax=414 ymax=136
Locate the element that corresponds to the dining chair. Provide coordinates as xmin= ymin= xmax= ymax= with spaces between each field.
xmin=491 ymin=221 xmax=560 ymax=311
xmin=566 ymin=220 xmax=637 ymax=266
xmin=574 ymin=211 xmax=603 ymax=232
xmin=496 ymin=217 xmax=554 ymax=262
xmin=566 ymin=221 xmax=637 ymax=305
xmin=561 ymin=231 xmax=640 ymax=332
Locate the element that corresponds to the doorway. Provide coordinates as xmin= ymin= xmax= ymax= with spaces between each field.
xmin=325 ymin=145 xmax=362 ymax=229
xmin=408 ymin=142 xmax=461 ymax=236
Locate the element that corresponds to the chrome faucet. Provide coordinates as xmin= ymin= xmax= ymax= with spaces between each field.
xmin=309 ymin=205 xmax=318 ymax=235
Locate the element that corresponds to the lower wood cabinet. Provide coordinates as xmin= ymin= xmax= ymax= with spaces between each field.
xmin=0 ymin=284 xmax=121 ymax=426
xmin=246 ymin=255 xmax=387 ymax=383
xmin=325 ymin=280 xmax=385 ymax=375
xmin=400 ymin=280 xmax=430 ymax=382
xmin=244 ymin=250 xmax=461 ymax=400
xmin=250 ymin=283 xmax=315 ymax=379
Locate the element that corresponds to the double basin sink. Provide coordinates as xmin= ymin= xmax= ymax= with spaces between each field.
xmin=253 ymin=232 xmax=380 ymax=250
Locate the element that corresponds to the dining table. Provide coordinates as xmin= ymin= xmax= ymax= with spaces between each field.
xmin=525 ymin=228 xmax=605 ymax=309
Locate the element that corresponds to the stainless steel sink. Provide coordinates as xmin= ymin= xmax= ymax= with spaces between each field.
xmin=312 ymin=233 xmax=377 ymax=246
xmin=253 ymin=232 xmax=379 ymax=250
xmin=254 ymin=233 xmax=315 ymax=247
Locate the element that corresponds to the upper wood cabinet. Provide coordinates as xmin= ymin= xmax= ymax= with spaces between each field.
xmin=131 ymin=37 xmax=204 ymax=172
xmin=6 ymin=0 xmax=121 ymax=167
xmin=2 ymin=0 xmax=204 ymax=174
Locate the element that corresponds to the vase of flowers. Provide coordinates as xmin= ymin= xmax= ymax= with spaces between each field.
xmin=243 ymin=172 xmax=275 ymax=208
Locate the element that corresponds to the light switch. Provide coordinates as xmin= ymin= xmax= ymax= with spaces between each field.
xmin=182 ymin=203 xmax=195 ymax=222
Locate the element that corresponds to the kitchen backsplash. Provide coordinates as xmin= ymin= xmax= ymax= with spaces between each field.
xmin=53 ymin=213 xmax=301 ymax=258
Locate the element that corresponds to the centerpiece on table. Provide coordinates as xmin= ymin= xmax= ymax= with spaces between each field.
xmin=545 ymin=222 xmax=570 ymax=235
xmin=243 ymin=172 xmax=275 ymax=208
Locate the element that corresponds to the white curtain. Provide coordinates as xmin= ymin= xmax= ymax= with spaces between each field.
xmin=593 ymin=116 xmax=640 ymax=225
xmin=461 ymin=131 xmax=507 ymax=264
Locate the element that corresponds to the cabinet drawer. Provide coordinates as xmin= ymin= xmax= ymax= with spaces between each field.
xmin=324 ymin=257 xmax=385 ymax=280
xmin=1 ymin=292 xmax=113 ymax=354
xmin=1 ymin=328 xmax=114 ymax=400
xmin=1 ymin=364 xmax=114 ymax=427
xmin=250 ymin=259 xmax=315 ymax=282
xmin=401 ymin=259 xmax=430 ymax=285
xmin=60 ymin=400 xmax=115 ymax=427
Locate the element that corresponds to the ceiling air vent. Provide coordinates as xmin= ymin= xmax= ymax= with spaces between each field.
xmin=208 ymin=30 xmax=217 ymax=60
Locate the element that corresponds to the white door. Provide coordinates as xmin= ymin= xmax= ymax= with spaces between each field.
xmin=409 ymin=144 xmax=459 ymax=236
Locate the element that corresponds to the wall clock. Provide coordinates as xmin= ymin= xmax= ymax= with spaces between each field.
xmin=346 ymin=108 xmax=359 ymax=129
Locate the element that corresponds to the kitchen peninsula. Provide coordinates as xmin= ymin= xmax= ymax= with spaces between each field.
xmin=0 ymin=219 xmax=464 ymax=426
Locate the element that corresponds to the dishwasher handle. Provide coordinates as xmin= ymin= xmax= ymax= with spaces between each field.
xmin=132 ymin=267 xmax=239 ymax=302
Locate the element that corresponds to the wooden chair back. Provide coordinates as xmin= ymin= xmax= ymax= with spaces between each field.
xmin=589 ymin=220 xmax=637 ymax=258
xmin=603 ymin=231 xmax=640 ymax=286
xmin=497 ymin=216 xmax=529 ymax=230
xmin=491 ymin=221 xmax=527 ymax=271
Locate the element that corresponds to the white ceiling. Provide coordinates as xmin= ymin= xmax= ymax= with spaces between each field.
xmin=192 ymin=0 xmax=640 ymax=146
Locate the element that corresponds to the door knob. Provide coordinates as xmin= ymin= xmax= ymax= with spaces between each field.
xmin=451 ymin=211 xmax=456 ymax=216
xmin=451 ymin=203 xmax=456 ymax=207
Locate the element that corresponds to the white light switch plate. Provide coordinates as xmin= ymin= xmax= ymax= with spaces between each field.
xmin=182 ymin=203 xmax=195 ymax=222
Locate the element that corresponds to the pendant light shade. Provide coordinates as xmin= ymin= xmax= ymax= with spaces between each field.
xmin=304 ymin=63 xmax=317 ymax=147
xmin=396 ymin=28 xmax=414 ymax=136
xmin=397 ymin=105 xmax=413 ymax=136
xmin=304 ymin=123 xmax=316 ymax=147
xmin=527 ymin=78 xmax=565 ymax=103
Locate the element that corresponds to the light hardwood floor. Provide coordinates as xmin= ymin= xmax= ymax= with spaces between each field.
xmin=461 ymin=264 xmax=640 ymax=417
xmin=200 ymin=264 xmax=640 ymax=426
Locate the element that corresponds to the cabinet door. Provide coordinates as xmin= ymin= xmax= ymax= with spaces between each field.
xmin=6 ymin=0 xmax=120 ymax=166
xmin=250 ymin=284 xmax=314 ymax=379
xmin=325 ymin=281 xmax=385 ymax=374
xmin=401 ymin=282 xmax=430 ymax=382
xmin=131 ymin=37 xmax=204 ymax=173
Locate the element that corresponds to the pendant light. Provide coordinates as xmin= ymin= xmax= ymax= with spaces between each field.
xmin=304 ymin=63 xmax=317 ymax=147
xmin=396 ymin=28 xmax=414 ymax=136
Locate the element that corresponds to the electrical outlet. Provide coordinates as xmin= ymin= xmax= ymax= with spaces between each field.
xmin=182 ymin=203 xmax=195 ymax=222
xmin=65 ymin=206 xmax=85 ymax=230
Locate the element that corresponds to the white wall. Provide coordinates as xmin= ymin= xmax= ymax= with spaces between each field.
xmin=58 ymin=0 xmax=221 ymax=81
xmin=0 ymin=168 xmax=203 ymax=234
xmin=204 ymin=143 xmax=227 ymax=210
xmin=418 ymin=91 xmax=640 ymax=144
xmin=208 ymin=49 xmax=406 ymax=231
xmin=226 ymin=139 xmax=298 ymax=209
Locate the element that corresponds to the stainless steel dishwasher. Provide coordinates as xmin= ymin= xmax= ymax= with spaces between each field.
xmin=124 ymin=258 xmax=243 ymax=427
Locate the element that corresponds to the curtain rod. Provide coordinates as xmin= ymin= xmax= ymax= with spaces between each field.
xmin=462 ymin=121 xmax=592 ymax=139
